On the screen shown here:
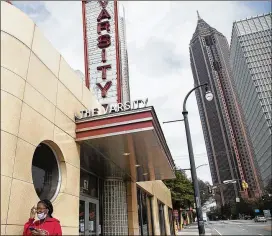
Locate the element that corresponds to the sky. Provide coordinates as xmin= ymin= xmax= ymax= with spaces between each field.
xmin=12 ymin=1 xmax=271 ymax=184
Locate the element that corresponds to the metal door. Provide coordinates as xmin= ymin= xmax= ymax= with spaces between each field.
xmin=79 ymin=196 xmax=99 ymax=235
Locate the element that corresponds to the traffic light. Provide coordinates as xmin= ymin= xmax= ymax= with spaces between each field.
xmin=242 ymin=180 xmax=248 ymax=190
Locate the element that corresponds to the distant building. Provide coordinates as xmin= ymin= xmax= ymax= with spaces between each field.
xmin=74 ymin=69 xmax=85 ymax=81
xmin=189 ymin=12 xmax=263 ymax=207
xmin=230 ymin=13 xmax=272 ymax=187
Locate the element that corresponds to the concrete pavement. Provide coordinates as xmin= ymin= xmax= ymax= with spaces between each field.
xmin=177 ymin=222 xmax=212 ymax=235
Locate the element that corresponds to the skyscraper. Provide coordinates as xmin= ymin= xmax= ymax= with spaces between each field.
xmin=230 ymin=13 xmax=271 ymax=188
xmin=82 ymin=0 xmax=130 ymax=107
xmin=189 ymin=12 xmax=263 ymax=206
xmin=118 ymin=5 xmax=131 ymax=103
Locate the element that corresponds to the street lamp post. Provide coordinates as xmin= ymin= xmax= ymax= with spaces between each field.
xmin=182 ymin=83 xmax=213 ymax=235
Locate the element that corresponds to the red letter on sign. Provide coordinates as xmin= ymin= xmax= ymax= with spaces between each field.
xmin=102 ymin=49 xmax=106 ymax=63
xmin=97 ymin=64 xmax=111 ymax=80
xmin=97 ymin=21 xmax=110 ymax=34
xmin=98 ymin=0 xmax=109 ymax=8
xmin=97 ymin=34 xmax=111 ymax=49
xmin=96 ymin=81 xmax=112 ymax=98
xmin=97 ymin=9 xmax=111 ymax=22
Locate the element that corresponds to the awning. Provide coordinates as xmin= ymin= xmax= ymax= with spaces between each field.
xmin=76 ymin=106 xmax=175 ymax=182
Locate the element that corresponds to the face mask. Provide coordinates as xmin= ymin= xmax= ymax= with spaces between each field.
xmin=37 ymin=212 xmax=47 ymax=220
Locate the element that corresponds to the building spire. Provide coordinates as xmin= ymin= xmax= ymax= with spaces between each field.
xmin=197 ymin=10 xmax=201 ymax=20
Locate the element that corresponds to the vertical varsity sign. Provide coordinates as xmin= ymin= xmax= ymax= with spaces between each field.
xmin=83 ymin=0 xmax=121 ymax=105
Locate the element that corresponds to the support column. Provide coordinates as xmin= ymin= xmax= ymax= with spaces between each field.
xmin=126 ymin=134 xmax=140 ymax=235
xmin=103 ymin=178 xmax=128 ymax=235
xmin=127 ymin=182 xmax=140 ymax=235
xmin=151 ymin=196 xmax=161 ymax=235
xmin=164 ymin=205 xmax=171 ymax=236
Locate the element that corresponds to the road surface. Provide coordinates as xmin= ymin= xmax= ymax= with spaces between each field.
xmin=207 ymin=219 xmax=272 ymax=235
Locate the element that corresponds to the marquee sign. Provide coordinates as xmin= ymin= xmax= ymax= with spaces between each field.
xmin=75 ymin=98 xmax=148 ymax=120
xmin=84 ymin=0 xmax=120 ymax=105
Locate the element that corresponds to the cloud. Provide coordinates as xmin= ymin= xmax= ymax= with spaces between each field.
xmin=13 ymin=1 xmax=269 ymax=184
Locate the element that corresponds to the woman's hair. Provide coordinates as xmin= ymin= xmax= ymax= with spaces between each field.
xmin=38 ymin=199 xmax=53 ymax=218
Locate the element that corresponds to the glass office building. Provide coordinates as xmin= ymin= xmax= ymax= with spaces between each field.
xmin=230 ymin=13 xmax=272 ymax=187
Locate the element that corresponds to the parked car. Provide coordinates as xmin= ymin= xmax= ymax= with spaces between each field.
xmin=244 ymin=215 xmax=252 ymax=220
xmin=254 ymin=215 xmax=267 ymax=222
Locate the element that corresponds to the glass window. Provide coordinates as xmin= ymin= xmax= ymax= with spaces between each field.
xmin=137 ymin=188 xmax=152 ymax=236
xmin=168 ymin=208 xmax=175 ymax=236
xmin=79 ymin=200 xmax=85 ymax=235
xmin=80 ymin=171 xmax=98 ymax=198
xmin=32 ymin=143 xmax=60 ymax=200
xmin=158 ymin=201 xmax=166 ymax=235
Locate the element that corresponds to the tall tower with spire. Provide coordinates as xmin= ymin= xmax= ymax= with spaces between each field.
xmin=189 ymin=13 xmax=263 ymax=206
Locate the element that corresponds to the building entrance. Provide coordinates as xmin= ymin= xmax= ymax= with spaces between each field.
xmin=79 ymin=196 xmax=100 ymax=235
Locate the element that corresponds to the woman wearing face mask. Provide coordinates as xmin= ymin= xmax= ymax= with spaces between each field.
xmin=23 ymin=199 xmax=62 ymax=235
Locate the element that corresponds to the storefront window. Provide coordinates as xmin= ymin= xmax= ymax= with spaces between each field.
xmin=32 ymin=143 xmax=60 ymax=201
xmin=147 ymin=196 xmax=154 ymax=236
xmin=79 ymin=200 xmax=85 ymax=235
xmin=158 ymin=201 xmax=166 ymax=235
xmin=168 ymin=208 xmax=175 ymax=236
xmin=137 ymin=188 xmax=154 ymax=236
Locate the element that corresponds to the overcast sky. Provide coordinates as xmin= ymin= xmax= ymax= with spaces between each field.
xmin=12 ymin=1 xmax=270 ymax=184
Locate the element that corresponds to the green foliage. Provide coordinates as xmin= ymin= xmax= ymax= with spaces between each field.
xmin=207 ymin=195 xmax=272 ymax=220
xmin=264 ymin=178 xmax=272 ymax=194
xmin=163 ymin=168 xmax=194 ymax=209
xmin=164 ymin=168 xmax=212 ymax=209
xmin=198 ymin=179 xmax=212 ymax=206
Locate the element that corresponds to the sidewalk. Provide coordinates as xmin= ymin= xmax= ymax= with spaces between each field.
xmin=177 ymin=222 xmax=212 ymax=235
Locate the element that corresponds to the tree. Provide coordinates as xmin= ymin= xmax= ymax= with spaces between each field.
xmin=198 ymin=179 xmax=212 ymax=206
xmin=163 ymin=168 xmax=194 ymax=209
xmin=264 ymin=178 xmax=272 ymax=194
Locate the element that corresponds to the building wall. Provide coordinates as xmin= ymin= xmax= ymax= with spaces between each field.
xmin=137 ymin=181 xmax=172 ymax=235
xmin=1 ymin=2 xmax=102 ymax=235
xmin=1 ymin=2 xmax=174 ymax=235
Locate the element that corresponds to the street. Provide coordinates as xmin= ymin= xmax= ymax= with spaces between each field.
xmin=178 ymin=220 xmax=272 ymax=235
xmin=207 ymin=220 xmax=272 ymax=235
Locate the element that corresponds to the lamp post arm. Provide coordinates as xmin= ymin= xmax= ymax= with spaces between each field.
xmin=196 ymin=164 xmax=208 ymax=170
xmin=183 ymin=83 xmax=208 ymax=112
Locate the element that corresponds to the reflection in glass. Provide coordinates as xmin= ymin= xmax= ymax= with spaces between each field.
xmin=168 ymin=208 xmax=175 ymax=236
xmin=158 ymin=201 xmax=166 ymax=235
xmin=79 ymin=200 xmax=85 ymax=235
xmin=138 ymin=188 xmax=154 ymax=236
xmin=89 ymin=202 xmax=96 ymax=234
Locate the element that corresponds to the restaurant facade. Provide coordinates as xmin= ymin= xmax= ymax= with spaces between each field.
xmin=1 ymin=1 xmax=176 ymax=235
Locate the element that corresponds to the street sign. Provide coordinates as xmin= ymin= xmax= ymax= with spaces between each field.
xmin=263 ymin=210 xmax=271 ymax=218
